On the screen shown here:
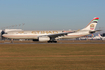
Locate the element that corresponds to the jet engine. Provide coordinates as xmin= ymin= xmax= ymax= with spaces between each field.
xmin=33 ymin=36 xmax=50 ymax=42
xmin=38 ymin=36 xmax=50 ymax=42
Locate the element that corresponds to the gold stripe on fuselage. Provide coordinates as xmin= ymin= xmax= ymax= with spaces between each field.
xmin=31 ymin=31 xmax=58 ymax=34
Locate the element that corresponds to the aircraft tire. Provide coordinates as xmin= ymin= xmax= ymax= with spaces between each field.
xmin=53 ymin=41 xmax=57 ymax=43
xmin=48 ymin=41 xmax=57 ymax=43
xmin=48 ymin=41 xmax=52 ymax=43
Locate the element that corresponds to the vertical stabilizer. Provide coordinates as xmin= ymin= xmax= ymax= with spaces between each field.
xmin=82 ymin=17 xmax=99 ymax=31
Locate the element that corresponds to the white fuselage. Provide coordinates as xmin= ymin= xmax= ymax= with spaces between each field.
xmin=2 ymin=30 xmax=90 ymax=39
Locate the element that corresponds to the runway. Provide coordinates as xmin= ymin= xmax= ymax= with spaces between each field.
xmin=0 ymin=40 xmax=105 ymax=44
xmin=1 ymin=42 xmax=105 ymax=44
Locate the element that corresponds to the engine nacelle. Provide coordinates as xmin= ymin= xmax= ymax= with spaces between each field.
xmin=38 ymin=37 xmax=50 ymax=42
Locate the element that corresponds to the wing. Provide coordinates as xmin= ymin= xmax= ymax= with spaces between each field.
xmin=38 ymin=31 xmax=75 ymax=38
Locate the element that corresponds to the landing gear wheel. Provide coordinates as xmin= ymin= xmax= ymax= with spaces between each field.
xmin=48 ymin=41 xmax=57 ymax=43
xmin=48 ymin=41 xmax=52 ymax=43
xmin=53 ymin=41 xmax=57 ymax=43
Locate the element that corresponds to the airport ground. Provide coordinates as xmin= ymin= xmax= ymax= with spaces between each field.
xmin=0 ymin=42 xmax=105 ymax=70
xmin=0 ymin=40 xmax=105 ymax=44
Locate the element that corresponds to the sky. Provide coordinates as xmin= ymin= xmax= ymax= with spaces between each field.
xmin=0 ymin=0 xmax=105 ymax=31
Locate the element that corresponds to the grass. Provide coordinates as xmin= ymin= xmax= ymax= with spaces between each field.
xmin=0 ymin=44 xmax=105 ymax=70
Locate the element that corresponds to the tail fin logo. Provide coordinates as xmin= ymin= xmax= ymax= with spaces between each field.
xmin=90 ymin=24 xmax=94 ymax=30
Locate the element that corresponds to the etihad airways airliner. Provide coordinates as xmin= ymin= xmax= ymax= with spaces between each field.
xmin=2 ymin=17 xmax=100 ymax=43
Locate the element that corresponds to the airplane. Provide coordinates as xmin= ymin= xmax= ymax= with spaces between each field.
xmin=98 ymin=34 xmax=105 ymax=40
xmin=2 ymin=17 xmax=100 ymax=43
xmin=92 ymin=34 xmax=101 ymax=40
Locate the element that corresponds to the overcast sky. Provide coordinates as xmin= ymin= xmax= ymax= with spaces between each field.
xmin=0 ymin=0 xmax=105 ymax=31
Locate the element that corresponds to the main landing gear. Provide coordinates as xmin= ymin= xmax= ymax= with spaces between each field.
xmin=47 ymin=41 xmax=57 ymax=43
xmin=48 ymin=37 xmax=57 ymax=43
